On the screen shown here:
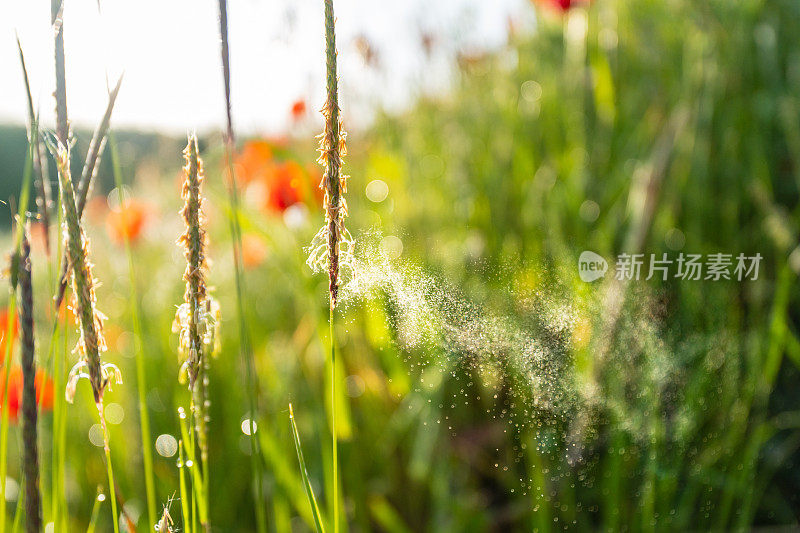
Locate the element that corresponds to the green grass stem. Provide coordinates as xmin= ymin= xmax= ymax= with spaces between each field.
xmin=108 ymin=134 xmax=157 ymax=527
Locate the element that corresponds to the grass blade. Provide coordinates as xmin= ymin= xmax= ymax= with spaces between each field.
xmin=10 ymin=482 xmax=22 ymax=533
xmin=53 ymin=75 xmax=123 ymax=309
xmin=178 ymin=442 xmax=192 ymax=533
xmin=177 ymin=408 xmax=207 ymax=527
xmin=289 ymin=404 xmax=326 ymax=533
xmin=16 ymin=36 xmax=51 ymax=256
xmin=0 ymin=140 xmax=33 ymax=533
xmin=86 ymin=488 xmax=105 ymax=533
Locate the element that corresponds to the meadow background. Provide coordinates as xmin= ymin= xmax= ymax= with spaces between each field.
xmin=1 ymin=0 xmax=800 ymax=531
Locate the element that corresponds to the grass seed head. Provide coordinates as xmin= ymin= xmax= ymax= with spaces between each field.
xmin=174 ymin=134 xmax=219 ymax=388
xmin=50 ymin=140 xmax=121 ymax=406
xmin=154 ymin=497 xmax=175 ymax=532
xmin=307 ymin=0 xmax=351 ymax=309
xmin=174 ymin=134 xmax=219 ymax=466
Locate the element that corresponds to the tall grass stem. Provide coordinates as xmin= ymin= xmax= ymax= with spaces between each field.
xmin=216 ymin=2 xmax=266 ymax=530
xmin=108 ymin=133 xmax=157 ymax=527
xmin=99 ymin=403 xmax=120 ymax=533
xmin=329 ymin=308 xmax=338 ymax=533
xmin=0 ymin=138 xmax=33 ymax=533
xmin=86 ymin=488 xmax=104 ymax=533
xmin=51 ymin=0 xmax=68 ymax=147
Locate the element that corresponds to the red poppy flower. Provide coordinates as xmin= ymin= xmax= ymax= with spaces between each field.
xmin=85 ymin=195 xmax=110 ymax=225
xmin=535 ymin=0 xmax=591 ymax=12
xmin=236 ymin=140 xmax=273 ymax=185
xmin=106 ymin=199 xmax=150 ymax=245
xmin=0 ymin=366 xmax=55 ymax=423
xmin=29 ymin=222 xmax=50 ymax=254
xmin=291 ymin=99 xmax=307 ymax=121
xmin=238 ymin=139 xmax=321 ymax=215
xmin=305 ymin=163 xmax=325 ymax=204
xmin=241 ymin=233 xmax=268 ymax=269
xmin=0 ymin=309 xmax=18 ymax=356
xmin=265 ymin=160 xmax=306 ymax=213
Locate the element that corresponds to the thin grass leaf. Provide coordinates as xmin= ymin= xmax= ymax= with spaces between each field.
xmin=16 ymin=36 xmax=51 ymax=256
xmin=178 ymin=442 xmax=192 ymax=533
xmin=86 ymin=488 xmax=105 ymax=533
xmin=177 ymin=408 xmax=207 ymax=526
xmin=54 ymin=75 xmax=123 ymax=309
xmin=259 ymin=421 xmax=325 ymax=529
xmin=289 ymin=404 xmax=326 ymax=533
xmin=10 ymin=487 xmax=22 ymax=533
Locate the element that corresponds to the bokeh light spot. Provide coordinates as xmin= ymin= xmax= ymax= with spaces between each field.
xmin=155 ymin=434 xmax=179 ymax=458
xmin=665 ymin=228 xmax=686 ymax=251
xmin=579 ymin=200 xmax=600 ymax=223
xmin=105 ymin=402 xmax=125 ymax=425
xmin=346 ymin=375 xmax=366 ymax=398
xmin=380 ymin=235 xmax=403 ymax=259
xmin=88 ymin=424 xmax=104 ymax=447
xmin=521 ymin=80 xmax=543 ymax=102
xmin=241 ymin=419 xmax=258 ymax=436
xmin=3 ymin=477 xmax=19 ymax=502
xmin=366 ymin=179 xmax=389 ymax=203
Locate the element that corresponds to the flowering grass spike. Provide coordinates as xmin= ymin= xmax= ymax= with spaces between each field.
xmin=173 ymin=134 xmax=220 ymax=471
xmin=51 ymin=137 xmax=122 ymax=533
xmin=51 ymin=142 xmax=121 ymax=407
xmin=307 ymin=0 xmax=352 ymax=309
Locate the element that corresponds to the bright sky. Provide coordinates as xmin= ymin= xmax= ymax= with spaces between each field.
xmin=1 ymin=0 xmax=530 ymax=136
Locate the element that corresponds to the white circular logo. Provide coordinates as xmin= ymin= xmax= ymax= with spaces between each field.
xmin=578 ymin=251 xmax=607 ymax=282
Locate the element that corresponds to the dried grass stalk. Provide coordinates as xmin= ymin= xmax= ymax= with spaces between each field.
xmin=154 ymin=499 xmax=175 ymax=533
